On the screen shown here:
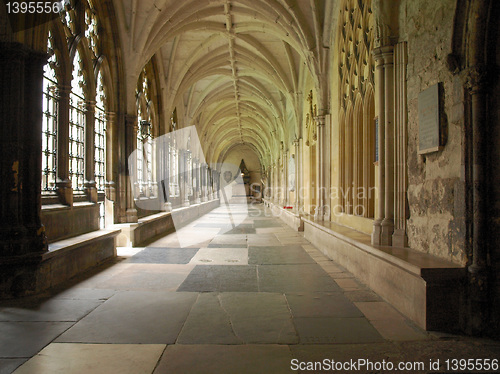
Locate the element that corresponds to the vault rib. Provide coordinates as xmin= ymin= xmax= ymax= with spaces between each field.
xmin=224 ymin=0 xmax=243 ymax=143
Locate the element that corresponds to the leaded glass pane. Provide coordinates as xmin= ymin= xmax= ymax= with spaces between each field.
xmin=42 ymin=31 xmax=58 ymax=193
xmin=95 ymin=71 xmax=106 ymax=192
xmin=69 ymin=49 xmax=86 ymax=191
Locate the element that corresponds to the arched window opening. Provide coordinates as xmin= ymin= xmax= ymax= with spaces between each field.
xmin=42 ymin=30 xmax=59 ymax=193
xmin=136 ymin=104 xmax=145 ymax=196
xmin=169 ymin=111 xmax=179 ymax=197
xmin=95 ymin=70 xmax=106 ymax=228
xmin=95 ymin=71 xmax=106 ymax=192
xmin=69 ymin=49 xmax=86 ymax=191
xmin=136 ymin=70 xmax=155 ymax=198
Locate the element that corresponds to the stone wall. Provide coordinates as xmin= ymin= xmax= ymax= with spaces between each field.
xmin=402 ymin=0 xmax=466 ymax=264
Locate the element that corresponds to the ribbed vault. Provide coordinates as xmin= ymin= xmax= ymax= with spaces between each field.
xmin=112 ymin=0 xmax=332 ymax=170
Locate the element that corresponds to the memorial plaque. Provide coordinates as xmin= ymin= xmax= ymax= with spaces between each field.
xmin=418 ymin=84 xmax=441 ymax=154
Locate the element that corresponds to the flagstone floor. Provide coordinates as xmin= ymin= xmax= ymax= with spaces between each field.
xmin=1 ymin=204 xmax=499 ymax=374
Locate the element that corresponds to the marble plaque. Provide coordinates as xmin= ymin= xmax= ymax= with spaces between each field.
xmin=418 ymin=84 xmax=441 ymax=154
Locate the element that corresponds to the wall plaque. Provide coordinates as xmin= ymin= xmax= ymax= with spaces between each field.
xmin=418 ymin=84 xmax=441 ymax=154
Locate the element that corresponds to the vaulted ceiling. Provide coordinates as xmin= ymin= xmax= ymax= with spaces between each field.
xmin=112 ymin=0 xmax=334 ymax=168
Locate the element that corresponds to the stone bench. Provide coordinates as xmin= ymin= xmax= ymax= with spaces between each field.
xmin=264 ymin=200 xmax=465 ymax=332
xmin=41 ymin=229 xmax=121 ymax=290
xmin=115 ymin=199 xmax=220 ymax=247
xmin=301 ymin=216 xmax=465 ymax=332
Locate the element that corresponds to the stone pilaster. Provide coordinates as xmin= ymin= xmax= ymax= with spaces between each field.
xmin=371 ymin=45 xmax=394 ymax=245
xmin=125 ymin=114 xmax=138 ymax=223
xmin=314 ymin=115 xmax=326 ymax=221
xmin=0 ymin=42 xmax=48 ymax=260
xmin=56 ymin=84 xmax=73 ymax=205
xmin=84 ymin=101 xmax=97 ymax=203
xmin=294 ymin=138 xmax=300 ymax=213
xmin=380 ymin=46 xmax=395 ymax=246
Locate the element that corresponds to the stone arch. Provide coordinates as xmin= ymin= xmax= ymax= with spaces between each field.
xmin=337 ymin=0 xmax=375 ymax=219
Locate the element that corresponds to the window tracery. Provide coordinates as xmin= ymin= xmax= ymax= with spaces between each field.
xmin=85 ymin=7 xmax=99 ymax=57
xmin=69 ymin=49 xmax=86 ymax=191
xmin=338 ymin=0 xmax=376 ymax=218
xmin=169 ymin=111 xmax=179 ymax=197
xmin=95 ymin=71 xmax=106 ymax=192
xmin=42 ymin=30 xmax=59 ymax=193
xmin=136 ymin=69 xmax=155 ymax=198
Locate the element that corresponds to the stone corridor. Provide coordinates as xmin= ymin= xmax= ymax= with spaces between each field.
xmin=1 ymin=204 xmax=499 ymax=374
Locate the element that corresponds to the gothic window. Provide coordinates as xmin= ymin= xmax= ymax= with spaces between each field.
xmin=95 ymin=71 xmax=106 ymax=192
xmin=186 ymin=150 xmax=193 ymax=196
xmin=337 ymin=0 xmax=375 ymax=218
xmin=136 ymin=70 xmax=156 ymax=198
xmin=42 ymin=30 xmax=59 ymax=193
xmin=69 ymin=49 xmax=86 ymax=191
xmin=136 ymin=104 xmax=145 ymax=196
xmin=169 ymin=111 xmax=179 ymax=197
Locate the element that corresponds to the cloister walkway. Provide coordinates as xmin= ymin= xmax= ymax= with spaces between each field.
xmin=1 ymin=204 xmax=499 ymax=373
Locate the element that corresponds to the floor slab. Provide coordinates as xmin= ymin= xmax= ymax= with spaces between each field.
xmin=248 ymin=245 xmax=315 ymax=265
xmin=258 ymin=264 xmax=340 ymax=292
xmin=0 ymin=322 xmax=73 ymax=357
xmin=293 ymin=317 xmax=385 ymax=344
xmin=55 ymin=291 xmax=196 ymax=344
xmin=125 ymin=247 xmax=199 ymax=264
xmin=0 ymin=298 xmax=102 ymax=322
xmin=177 ymin=265 xmax=258 ymax=292
xmin=93 ymin=264 xmax=195 ymax=291
xmin=189 ymin=247 xmax=248 ymax=266
xmin=218 ymin=293 xmax=299 ymax=344
xmin=176 ymin=293 xmax=241 ymax=344
xmin=0 ymin=359 xmax=26 ymax=374
xmin=155 ymin=344 xmax=294 ymax=374
xmin=285 ymin=292 xmax=364 ymax=318
xmin=13 ymin=343 xmax=165 ymax=374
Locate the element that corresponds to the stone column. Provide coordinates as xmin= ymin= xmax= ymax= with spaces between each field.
xmin=125 ymin=114 xmax=138 ymax=222
xmin=392 ymin=42 xmax=409 ymax=247
xmin=0 ymin=42 xmax=48 ymax=259
xmin=294 ymin=139 xmax=300 ymax=213
xmin=195 ymin=158 xmax=201 ymax=204
xmin=202 ymin=164 xmax=208 ymax=202
xmin=465 ymin=65 xmax=488 ymax=275
xmin=283 ymin=149 xmax=288 ymax=206
xmin=314 ymin=116 xmax=326 ymax=221
xmin=84 ymin=101 xmax=97 ymax=203
xmin=371 ymin=46 xmax=393 ymax=245
xmin=381 ymin=46 xmax=395 ymax=245
xmin=56 ymin=84 xmax=73 ymax=205
xmin=182 ymin=151 xmax=190 ymax=207
xmin=105 ymin=112 xmax=117 ymax=226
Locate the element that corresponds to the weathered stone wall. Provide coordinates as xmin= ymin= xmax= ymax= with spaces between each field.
xmin=401 ymin=0 xmax=467 ymax=264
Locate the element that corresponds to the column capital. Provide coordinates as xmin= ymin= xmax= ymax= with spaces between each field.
xmin=315 ymin=115 xmax=326 ymax=126
xmin=58 ymin=84 xmax=71 ymax=95
xmin=372 ymin=45 xmax=394 ymax=64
